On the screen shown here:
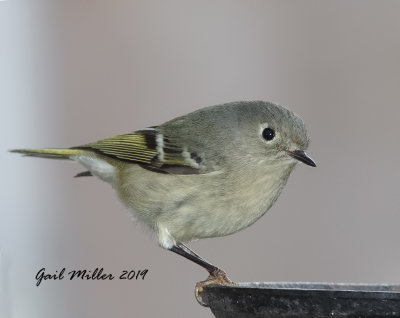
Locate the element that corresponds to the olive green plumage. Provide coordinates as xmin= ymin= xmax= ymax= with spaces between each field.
xmin=12 ymin=101 xmax=315 ymax=249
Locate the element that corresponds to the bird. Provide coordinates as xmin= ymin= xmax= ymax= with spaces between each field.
xmin=12 ymin=100 xmax=316 ymax=304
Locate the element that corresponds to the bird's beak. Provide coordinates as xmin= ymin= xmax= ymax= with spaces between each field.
xmin=287 ymin=150 xmax=316 ymax=167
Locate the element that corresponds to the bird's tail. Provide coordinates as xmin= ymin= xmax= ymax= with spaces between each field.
xmin=10 ymin=148 xmax=85 ymax=160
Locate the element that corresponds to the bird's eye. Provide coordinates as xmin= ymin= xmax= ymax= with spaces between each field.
xmin=262 ymin=128 xmax=275 ymax=141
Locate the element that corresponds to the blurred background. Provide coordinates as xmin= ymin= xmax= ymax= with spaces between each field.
xmin=1 ymin=1 xmax=400 ymax=317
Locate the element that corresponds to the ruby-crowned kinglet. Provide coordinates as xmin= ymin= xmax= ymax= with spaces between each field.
xmin=12 ymin=101 xmax=315 ymax=303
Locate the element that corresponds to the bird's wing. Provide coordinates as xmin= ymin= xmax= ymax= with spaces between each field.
xmin=73 ymin=129 xmax=204 ymax=174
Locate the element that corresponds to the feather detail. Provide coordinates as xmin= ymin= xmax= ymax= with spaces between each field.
xmin=73 ymin=129 xmax=204 ymax=175
xmin=10 ymin=148 xmax=84 ymax=159
xmin=74 ymin=171 xmax=93 ymax=177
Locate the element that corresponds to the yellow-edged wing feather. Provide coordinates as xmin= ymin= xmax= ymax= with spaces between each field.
xmin=74 ymin=129 xmax=200 ymax=174
xmin=75 ymin=130 xmax=159 ymax=165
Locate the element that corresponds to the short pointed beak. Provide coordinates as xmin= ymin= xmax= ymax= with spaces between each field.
xmin=287 ymin=150 xmax=316 ymax=167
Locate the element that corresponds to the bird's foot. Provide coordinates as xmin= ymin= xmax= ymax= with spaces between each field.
xmin=195 ymin=268 xmax=236 ymax=307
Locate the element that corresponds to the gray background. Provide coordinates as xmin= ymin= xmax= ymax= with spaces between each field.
xmin=1 ymin=1 xmax=400 ymax=317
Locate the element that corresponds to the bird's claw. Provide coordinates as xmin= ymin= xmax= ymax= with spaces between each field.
xmin=195 ymin=269 xmax=236 ymax=307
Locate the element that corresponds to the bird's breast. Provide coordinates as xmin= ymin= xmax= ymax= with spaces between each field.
xmin=116 ymin=162 xmax=295 ymax=243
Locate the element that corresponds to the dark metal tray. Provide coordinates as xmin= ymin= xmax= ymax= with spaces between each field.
xmin=202 ymin=282 xmax=400 ymax=317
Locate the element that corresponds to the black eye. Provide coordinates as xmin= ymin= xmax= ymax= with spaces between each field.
xmin=262 ymin=127 xmax=275 ymax=141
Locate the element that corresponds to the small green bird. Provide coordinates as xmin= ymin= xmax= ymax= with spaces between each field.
xmin=12 ymin=101 xmax=315 ymax=303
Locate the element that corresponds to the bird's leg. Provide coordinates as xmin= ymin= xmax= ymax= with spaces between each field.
xmin=169 ymin=243 xmax=235 ymax=306
xmin=175 ymin=243 xmax=217 ymax=270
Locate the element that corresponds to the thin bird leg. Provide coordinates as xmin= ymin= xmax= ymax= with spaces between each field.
xmin=176 ymin=243 xmax=211 ymax=265
xmin=170 ymin=244 xmax=219 ymax=275
xmin=169 ymin=243 xmax=236 ymax=307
